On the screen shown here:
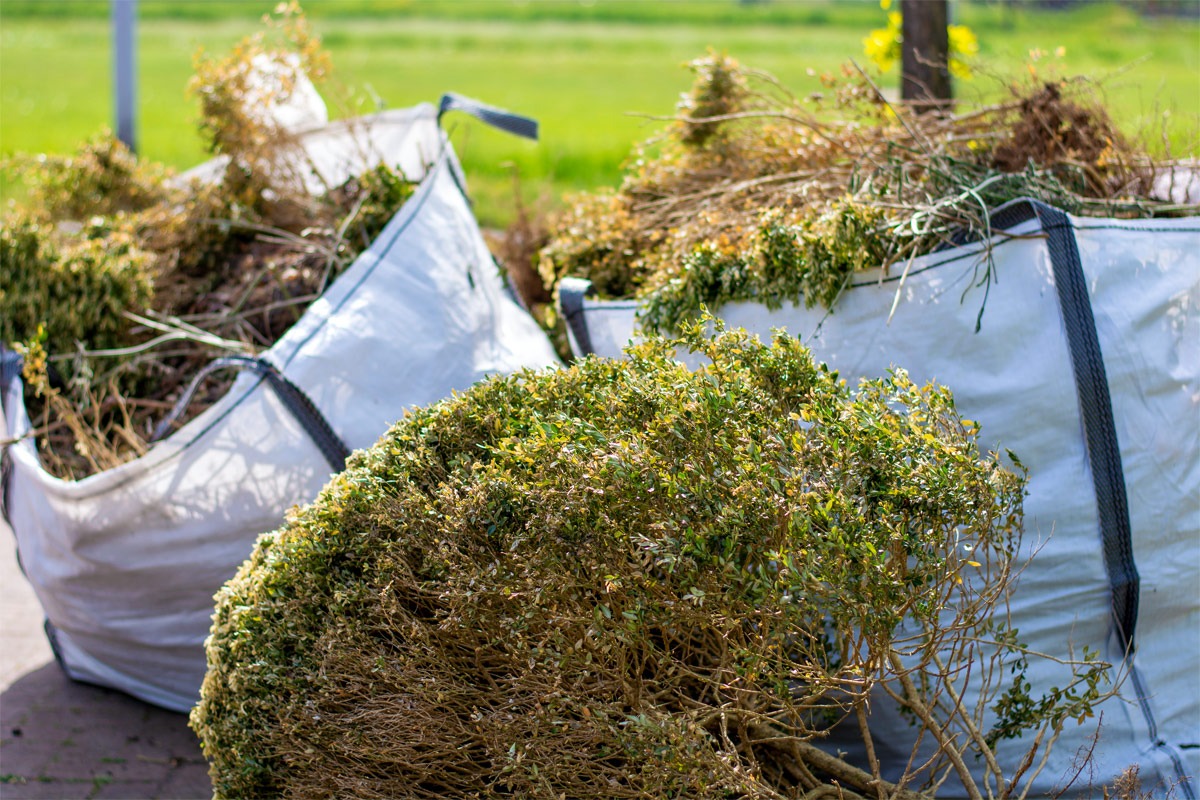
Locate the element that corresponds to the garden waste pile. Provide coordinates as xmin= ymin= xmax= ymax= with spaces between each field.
xmin=0 ymin=4 xmax=560 ymax=715
xmin=190 ymin=325 xmax=1065 ymax=800
xmin=1 ymin=5 xmax=416 ymax=480
xmin=188 ymin=54 xmax=1199 ymax=799
xmin=536 ymin=54 xmax=1197 ymax=335
xmin=527 ymin=55 xmax=1200 ymax=798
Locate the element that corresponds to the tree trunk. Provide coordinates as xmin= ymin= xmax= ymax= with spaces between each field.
xmin=900 ymin=0 xmax=952 ymax=113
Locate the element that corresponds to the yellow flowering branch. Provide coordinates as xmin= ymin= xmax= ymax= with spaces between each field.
xmin=863 ymin=0 xmax=978 ymax=80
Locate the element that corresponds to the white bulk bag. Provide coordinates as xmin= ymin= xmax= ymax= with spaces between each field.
xmin=244 ymin=52 xmax=329 ymax=134
xmin=559 ymin=202 xmax=1199 ymax=797
xmin=0 ymin=99 xmax=560 ymax=713
xmin=176 ymin=102 xmax=441 ymax=195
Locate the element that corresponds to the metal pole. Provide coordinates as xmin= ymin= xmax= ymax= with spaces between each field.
xmin=113 ymin=0 xmax=137 ymax=153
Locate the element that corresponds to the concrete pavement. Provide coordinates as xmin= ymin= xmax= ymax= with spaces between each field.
xmin=0 ymin=519 xmax=211 ymax=800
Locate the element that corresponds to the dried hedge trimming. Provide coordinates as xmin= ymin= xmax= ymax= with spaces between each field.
xmin=190 ymin=326 xmax=1055 ymax=799
xmin=0 ymin=3 xmax=419 ymax=479
xmin=536 ymin=55 xmax=1196 ymax=335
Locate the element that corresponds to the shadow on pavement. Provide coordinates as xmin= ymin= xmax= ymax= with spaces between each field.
xmin=0 ymin=662 xmax=211 ymax=799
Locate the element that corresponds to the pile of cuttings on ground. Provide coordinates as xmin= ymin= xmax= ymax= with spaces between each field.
xmin=0 ymin=4 xmax=418 ymax=480
xmin=537 ymin=54 xmax=1199 ymax=335
xmin=191 ymin=326 xmax=1113 ymax=799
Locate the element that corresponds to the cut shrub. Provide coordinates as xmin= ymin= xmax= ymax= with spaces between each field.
xmin=191 ymin=326 xmax=1044 ymax=800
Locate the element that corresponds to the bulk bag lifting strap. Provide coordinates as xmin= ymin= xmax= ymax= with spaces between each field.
xmin=150 ymin=355 xmax=351 ymax=471
xmin=996 ymin=200 xmax=1138 ymax=657
xmin=438 ymin=92 xmax=539 ymax=142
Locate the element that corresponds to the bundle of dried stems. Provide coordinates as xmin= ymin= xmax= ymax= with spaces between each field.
xmin=536 ymin=56 xmax=1197 ymax=336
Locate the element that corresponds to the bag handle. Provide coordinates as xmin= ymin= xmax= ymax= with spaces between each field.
xmin=437 ymin=93 xmax=539 ymax=141
xmin=558 ymin=277 xmax=596 ymax=357
xmin=153 ymin=355 xmax=350 ymax=472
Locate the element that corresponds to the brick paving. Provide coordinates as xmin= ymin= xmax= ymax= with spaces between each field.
xmin=1 ymin=520 xmax=211 ymax=800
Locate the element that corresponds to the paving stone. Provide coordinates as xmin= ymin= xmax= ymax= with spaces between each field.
xmin=152 ymin=759 xmax=213 ymax=800
xmin=88 ymin=779 xmax=161 ymax=799
xmin=0 ymin=776 xmax=95 ymax=799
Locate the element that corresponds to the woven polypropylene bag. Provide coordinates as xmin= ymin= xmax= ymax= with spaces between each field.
xmin=1 ymin=104 xmax=560 ymax=712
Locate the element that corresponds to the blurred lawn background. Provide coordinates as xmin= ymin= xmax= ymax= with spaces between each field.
xmin=1 ymin=0 xmax=1197 ymax=227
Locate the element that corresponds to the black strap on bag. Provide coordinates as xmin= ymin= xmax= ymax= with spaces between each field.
xmin=982 ymin=200 xmax=1195 ymax=799
xmin=0 ymin=348 xmax=21 ymax=394
xmin=0 ymin=347 xmax=23 ymax=526
xmin=1030 ymin=201 xmax=1139 ymax=653
xmin=558 ymin=277 xmax=597 ymax=357
xmin=991 ymin=199 xmax=1139 ymax=655
xmin=437 ymin=93 xmax=539 ymax=141
xmin=152 ymin=355 xmax=350 ymax=472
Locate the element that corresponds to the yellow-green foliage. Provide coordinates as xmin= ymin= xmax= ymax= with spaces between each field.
xmin=676 ymin=51 xmax=749 ymax=148
xmin=334 ymin=162 xmax=419 ymax=254
xmin=189 ymin=0 xmax=331 ymax=220
xmin=0 ymin=3 xmax=422 ymax=479
xmin=537 ymin=55 xmax=920 ymax=333
xmin=190 ymin=1 xmax=329 ymax=160
xmin=538 ymin=191 xmax=662 ymax=300
xmin=191 ymin=326 xmax=1042 ymax=799
xmin=641 ymin=200 xmax=891 ymax=333
xmin=0 ymin=215 xmax=153 ymax=354
xmin=10 ymin=129 xmax=171 ymax=222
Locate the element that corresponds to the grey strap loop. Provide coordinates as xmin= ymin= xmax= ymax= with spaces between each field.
xmin=990 ymin=198 xmax=1139 ymax=654
xmin=152 ymin=356 xmax=249 ymax=442
xmin=437 ymin=93 xmax=539 ymax=141
xmin=0 ymin=347 xmax=22 ymax=403
xmin=0 ymin=347 xmax=23 ymax=526
xmin=558 ymin=277 xmax=596 ymax=357
xmin=153 ymin=355 xmax=350 ymax=472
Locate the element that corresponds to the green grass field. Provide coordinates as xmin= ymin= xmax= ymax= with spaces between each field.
xmin=2 ymin=1 xmax=1197 ymax=226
